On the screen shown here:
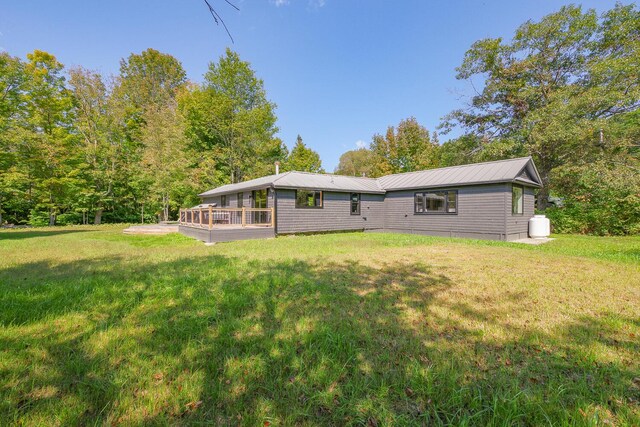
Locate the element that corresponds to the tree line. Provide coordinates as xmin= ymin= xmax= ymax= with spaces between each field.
xmin=335 ymin=4 xmax=639 ymax=235
xmin=2 ymin=3 xmax=638 ymax=234
xmin=0 ymin=48 xmax=323 ymax=225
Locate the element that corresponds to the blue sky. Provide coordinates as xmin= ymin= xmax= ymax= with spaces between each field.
xmin=0 ymin=0 xmax=622 ymax=171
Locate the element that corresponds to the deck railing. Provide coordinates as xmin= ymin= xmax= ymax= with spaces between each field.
xmin=179 ymin=207 xmax=274 ymax=229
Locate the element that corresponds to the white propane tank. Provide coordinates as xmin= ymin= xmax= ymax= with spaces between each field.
xmin=529 ymin=215 xmax=551 ymax=238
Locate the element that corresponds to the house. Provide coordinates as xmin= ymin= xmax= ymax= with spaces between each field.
xmin=179 ymin=157 xmax=542 ymax=243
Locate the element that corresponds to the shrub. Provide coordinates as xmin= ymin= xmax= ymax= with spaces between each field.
xmin=548 ymin=159 xmax=640 ymax=235
xmin=56 ymin=212 xmax=82 ymax=226
xmin=28 ymin=210 xmax=50 ymax=227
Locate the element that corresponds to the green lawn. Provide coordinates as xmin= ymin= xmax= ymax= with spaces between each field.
xmin=0 ymin=227 xmax=638 ymax=426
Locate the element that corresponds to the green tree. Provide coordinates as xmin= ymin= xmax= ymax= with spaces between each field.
xmin=112 ymin=49 xmax=189 ymax=221
xmin=0 ymin=53 xmax=27 ymax=224
xmin=547 ymin=158 xmax=640 ymax=235
xmin=441 ymin=4 xmax=640 ymax=209
xmin=437 ymin=135 xmax=483 ymax=167
xmin=117 ymin=48 xmax=187 ymax=127
xmin=139 ymin=105 xmax=194 ymax=221
xmin=370 ymin=117 xmax=438 ymax=175
xmin=334 ymin=148 xmax=376 ymax=177
xmin=285 ymin=135 xmax=324 ymax=173
xmin=181 ymin=48 xmax=279 ymax=184
xmin=20 ymin=50 xmax=79 ymax=226
xmin=68 ymin=67 xmax=128 ymax=224
xmin=251 ymin=137 xmax=289 ymax=177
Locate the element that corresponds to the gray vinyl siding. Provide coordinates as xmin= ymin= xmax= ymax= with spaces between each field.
xmin=275 ymin=189 xmax=384 ymax=234
xmin=505 ymin=184 xmax=536 ymax=240
xmin=381 ymin=184 xmax=509 ymax=240
xmin=194 ymin=183 xmax=537 ymax=242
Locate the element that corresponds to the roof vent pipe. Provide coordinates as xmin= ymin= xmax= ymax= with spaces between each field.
xmin=275 ymin=161 xmax=280 ymax=175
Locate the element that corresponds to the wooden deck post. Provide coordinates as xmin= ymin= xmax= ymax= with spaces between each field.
xmin=270 ymin=207 xmax=275 ymax=228
xmin=199 ymin=208 xmax=203 ymax=227
xmin=242 ymin=207 xmax=246 ymax=227
xmin=208 ymin=206 xmax=213 ymax=229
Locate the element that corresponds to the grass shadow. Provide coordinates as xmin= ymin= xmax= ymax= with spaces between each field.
xmin=0 ymin=251 xmax=638 ymax=425
xmin=0 ymin=229 xmax=92 ymax=241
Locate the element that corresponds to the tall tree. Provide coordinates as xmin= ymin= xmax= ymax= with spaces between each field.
xmin=117 ymin=48 xmax=187 ymax=112
xmin=68 ymin=67 xmax=127 ymax=224
xmin=20 ymin=50 xmax=78 ymax=225
xmin=441 ymin=4 xmax=640 ymax=208
xmin=115 ymin=48 xmax=187 ymax=147
xmin=113 ymin=49 xmax=189 ymax=221
xmin=139 ymin=104 xmax=193 ymax=221
xmin=370 ymin=117 xmax=438 ymax=175
xmin=0 ymin=53 xmax=27 ymax=224
xmin=181 ymin=48 xmax=279 ymax=184
xmin=285 ymin=135 xmax=324 ymax=173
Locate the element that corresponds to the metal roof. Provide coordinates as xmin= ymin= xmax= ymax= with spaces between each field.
xmin=199 ymin=157 xmax=541 ymax=197
xmin=199 ymin=171 xmax=384 ymax=197
xmin=273 ymin=172 xmax=383 ymax=193
xmin=377 ymin=157 xmax=541 ymax=190
xmin=199 ymin=173 xmax=283 ymax=197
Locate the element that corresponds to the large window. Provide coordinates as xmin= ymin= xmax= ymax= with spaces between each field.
xmin=220 ymin=195 xmax=228 ymax=207
xmin=512 ymin=185 xmax=524 ymax=215
xmin=350 ymin=193 xmax=361 ymax=215
xmin=414 ymin=190 xmax=457 ymax=214
xmin=237 ymin=192 xmax=243 ymax=208
xmin=296 ymin=190 xmax=323 ymax=208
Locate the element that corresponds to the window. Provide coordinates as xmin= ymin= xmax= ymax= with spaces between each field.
xmin=295 ymin=190 xmax=323 ymax=208
xmin=447 ymin=192 xmax=457 ymax=213
xmin=350 ymin=193 xmax=361 ymax=215
xmin=415 ymin=193 xmax=425 ymax=213
xmin=425 ymin=192 xmax=446 ymax=212
xmin=414 ymin=190 xmax=457 ymax=214
xmin=237 ymin=192 xmax=243 ymax=208
xmin=512 ymin=185 xmax=524 ymax=215
xmin=220 ymin=195 xmax=227 ymax=207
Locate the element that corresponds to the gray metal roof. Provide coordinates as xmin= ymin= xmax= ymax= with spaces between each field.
xmin=199 ymin=171 xmax=384 ymax=197
xmin=377 ymin=157 xmax=541 ymax=190
xmin=199 ymin=173 xmax=282 ymax=197
xmin=199 ymin=157 xmax=541 ymax=197
xmin=273 ymin=172 xmax=383 ymax=193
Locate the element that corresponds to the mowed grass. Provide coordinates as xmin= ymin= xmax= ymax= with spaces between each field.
xmin=0 ymin=227 xmax=638 ymax=426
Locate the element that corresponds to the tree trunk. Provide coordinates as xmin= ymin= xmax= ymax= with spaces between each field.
xmin=163 ymin=194 xmax=169 ymax=222
xmin=536 ymin=185 xmax=549 ymax=211
xmin=94 ymin=208 xmax=103 ymax=225
xmin=536 ymin=166 xmax=551 ymax=211
xmin=49 ymin=211 xmax=56 ymax=226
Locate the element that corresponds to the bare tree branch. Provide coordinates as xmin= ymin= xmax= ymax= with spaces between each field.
xmin=202 ymin=0 xmax=238 ymax=44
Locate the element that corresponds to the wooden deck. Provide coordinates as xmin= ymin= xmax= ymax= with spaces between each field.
xmin=178 ymin=207 xmax=275 ymax=243
xmin=179 ymin=224 xmax=275 ymax=243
